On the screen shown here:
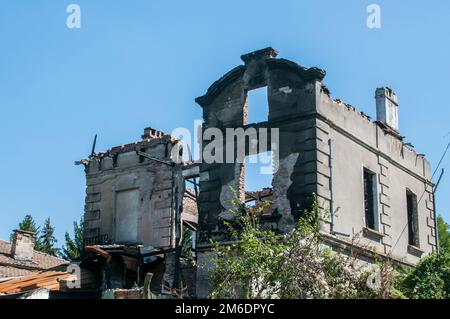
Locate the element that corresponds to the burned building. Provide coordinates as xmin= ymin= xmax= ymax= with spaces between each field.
xmin=77 ymin=128 xmax=198 ymax=297
xmin=194 ymin=48 xmax=437 ymax=297
xmin=78 ymin=48 xmax=437 ymax=299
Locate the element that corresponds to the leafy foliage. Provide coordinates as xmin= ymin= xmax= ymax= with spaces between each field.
xmin=437 ymin=215 xmax=450 ymax=251
xmin=209 ymin=193 xmax=398 ymax=299
xmin=400 ymin=249 xmax=450 ymax=299
xmin=61 ymin=217 xmax=84 ymax=261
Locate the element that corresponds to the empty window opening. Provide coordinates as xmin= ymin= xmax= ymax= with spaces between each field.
xmin=406 ymin=190 xmax=419 ymax=247
xmin=363 ymin=168 xmax=378 ymax=230
xmin=243 ymin=152 xmax=273 ymax=215
xmin=246 ymin=87 xmax=269 ymax=125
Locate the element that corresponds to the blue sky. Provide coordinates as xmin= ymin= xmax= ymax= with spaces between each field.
xmin=0 ymin=0 xmax=449 ymax=246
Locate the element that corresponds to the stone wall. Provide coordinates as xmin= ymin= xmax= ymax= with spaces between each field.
xmin=194 ymin=47 xmax=436 ymax=296
xmin=82 ymin=130 xmax=179 ymax=249
xmin=316 ymin=85 xmax=435 ymax=264
xmin=196 ymin=48 xmax=326 ymax=245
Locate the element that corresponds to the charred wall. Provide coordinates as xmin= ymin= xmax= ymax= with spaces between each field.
xmin=82 ymin=131 xmax=179 ymax=249
xmin=195 ymin=48 xmax=327 ymax=244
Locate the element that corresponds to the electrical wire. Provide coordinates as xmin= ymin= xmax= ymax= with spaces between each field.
xmin=390 ymin=138 xmax=449 ymax=252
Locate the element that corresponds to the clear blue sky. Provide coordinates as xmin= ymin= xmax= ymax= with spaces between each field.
xmin=0 ymin=0 xmax=449 ymax=246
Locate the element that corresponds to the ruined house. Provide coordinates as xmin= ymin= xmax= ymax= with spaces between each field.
xmin=194 ymin=48 xmax=437 ymax=297
xmin=77 ymin=127 xmax=198 ymax=297
xmin=78 ymin=48 xmax=437 ymax=298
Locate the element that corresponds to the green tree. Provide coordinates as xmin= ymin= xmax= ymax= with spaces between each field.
xmin=38 ymin=217 xmax=59 ymax=256
xmin=400 ymin=250 xmax=450 ymax=299
xmin=61 ymin=217 xmax=84 ymax=261
xmin=18 ymin=214 xmax=39 ymax=233
xmin=437 ymin=215 xmax=450 ymax=251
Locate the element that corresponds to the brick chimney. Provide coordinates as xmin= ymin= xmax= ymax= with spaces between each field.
xmin=376 ymin=87 xmax=399 ymax=131
xmin=141 ymin=127 xmax=165 ymax=140
xmin=11 ymin=230 xmax=35 ymax=261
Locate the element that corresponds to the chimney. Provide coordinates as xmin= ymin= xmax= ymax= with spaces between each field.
xmin=142 ymin=127 xmax=165 ymax=140
xmin=376 ymin=87 xmax=399 ymax=131
xmin=11 ymin=230 xmax=35 ymax=261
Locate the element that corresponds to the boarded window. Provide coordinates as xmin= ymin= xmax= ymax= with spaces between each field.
xmin=363 ymin=169 xmax=378 ymax=230
xmin=115 ymin=189 xmax=140 ymax=243
xmin=406 ymin=190 xmax=419 ymax=247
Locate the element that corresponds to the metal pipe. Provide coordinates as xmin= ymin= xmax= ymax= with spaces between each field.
xmin=328 ymin=139 xmax=334 ymax=234
xmin=432 ymin=168 xmax=445 ymax=253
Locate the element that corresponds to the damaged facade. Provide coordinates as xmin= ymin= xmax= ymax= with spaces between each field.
xmin=77 ymin=127 xmax=198 ymax=297
xmin=77 ymin=48 xmax=437 ymax=299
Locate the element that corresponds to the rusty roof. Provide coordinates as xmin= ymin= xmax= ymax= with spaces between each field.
xmin=0 ymin=271 xmax=73 ymax=294
xmin=245 ymin=188 xmax=274 ymax=216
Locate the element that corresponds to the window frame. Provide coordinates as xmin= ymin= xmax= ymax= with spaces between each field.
xmin=362 ymin=167 xmax=379 ymax=231
xmin=406 ymin=189 xmax=420 ymax=248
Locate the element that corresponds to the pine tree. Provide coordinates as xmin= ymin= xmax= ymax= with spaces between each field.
xmin=39 ymin=217 xmax=59 ymax=256
xmin=61 ymin=217 xmax=84 ymax=261
xmin=18 ymin=215 xmax=39 ymax=233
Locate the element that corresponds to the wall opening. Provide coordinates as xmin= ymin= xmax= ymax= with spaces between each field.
xmin=243 ymin=152 xmax=274 ymax=214
xmin=406 ymin=189 xmax=419 ymax=247
xmin=363 ymin=168 xmax=378 ymax=230
xmin=246 ymin=87 xmax=269 ymax=125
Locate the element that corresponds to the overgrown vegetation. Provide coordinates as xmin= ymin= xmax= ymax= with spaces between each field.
xmin=209 ymin=193 xmax=450 ymax=299
xmin=399 ymin=250 xmax=450 ymax=299
xmin=398 ymin=215 xmax=450 ymax=299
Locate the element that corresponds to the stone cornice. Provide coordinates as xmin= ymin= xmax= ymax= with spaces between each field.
xmin=195 ymin=66 xmax=246 ymax=107
xmin=266 ymin=58 xmax=326 ymax=81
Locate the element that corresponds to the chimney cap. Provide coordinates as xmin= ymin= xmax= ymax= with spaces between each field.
xmin=376 ymin=87 xmax=398 ymax=104
xmin=13 ymin=229 xmax=36 ymax=236
xmin=141 ymin=127 xmax=166 ymax=140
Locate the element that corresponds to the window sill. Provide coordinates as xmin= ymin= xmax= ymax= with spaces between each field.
xmin=363 ymin=227 xmax=384 ymax=242
xmin=407 ymin=245 xmax=424 ymax=257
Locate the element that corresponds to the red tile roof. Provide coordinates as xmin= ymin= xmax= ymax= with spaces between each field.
xmin=0 ymin=240 xmax=69 ymax=279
